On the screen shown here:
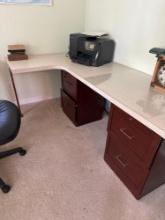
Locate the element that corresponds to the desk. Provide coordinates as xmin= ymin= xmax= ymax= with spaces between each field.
xmin=7 ymin=53 xmax=165 ymax=139
xmin=7 ymin=54 xmax=165 ymax=199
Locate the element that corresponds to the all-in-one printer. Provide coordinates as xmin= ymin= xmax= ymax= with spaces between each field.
xmin=69 ymin=33 xmax=115 ymax=67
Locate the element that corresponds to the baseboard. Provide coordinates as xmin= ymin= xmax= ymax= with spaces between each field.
xmin=20 ymin=95 xmax=58 ymax=105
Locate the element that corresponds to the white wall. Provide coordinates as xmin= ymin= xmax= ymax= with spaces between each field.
xmin=85 ymin=0 xmax=165 ymax=75
xmin=1 ymin=0 xmax=164 ymax=105
xmin=0 ymin=0 xmax=85 ymax=104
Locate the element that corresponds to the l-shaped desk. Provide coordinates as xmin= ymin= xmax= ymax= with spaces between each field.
xmin=7 ymin=53 xmax=165 ymax=199
xmin=7 ymin=53 xmax=165 ymax=139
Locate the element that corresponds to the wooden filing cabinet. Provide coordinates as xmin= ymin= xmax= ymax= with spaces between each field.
xmin=104 ymin=104 xmax=165 ymax=199
xmin=61 ymin=71 xmax=105 ymax=126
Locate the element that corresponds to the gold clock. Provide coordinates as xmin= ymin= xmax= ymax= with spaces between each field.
xmin=151 ymin=55 xmax=165 ymax=93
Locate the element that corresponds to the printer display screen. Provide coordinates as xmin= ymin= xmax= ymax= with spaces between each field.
xmin=85 ymin=41 xmax=96 ymax=51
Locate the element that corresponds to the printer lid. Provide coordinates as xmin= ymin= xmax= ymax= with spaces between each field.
xmin=81 ymin=32 xmax=109 ymax=38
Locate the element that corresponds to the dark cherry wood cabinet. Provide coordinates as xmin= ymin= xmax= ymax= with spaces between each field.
xmin=104 ymin=104 xmax=165 ymax=199
xmin=61 ymin=71 xmax=105 ymax=126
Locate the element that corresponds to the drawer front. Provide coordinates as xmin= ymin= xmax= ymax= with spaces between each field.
xmin=108 ymin=105 xmax=161 ymax=166
xmin=104 ymin=132 xmax=148 ymax=196
xmin=61 ymin=89 xmax=77 ymax=123
xmin=62 ymin=71 xmax=77 ymax=100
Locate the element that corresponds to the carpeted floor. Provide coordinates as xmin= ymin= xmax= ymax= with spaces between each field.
xmin=0 ymin=99 xmax=165 ymax=220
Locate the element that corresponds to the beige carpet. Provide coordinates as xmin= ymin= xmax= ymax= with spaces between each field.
xmin=0 ymin=99 xmax=165 ymax=220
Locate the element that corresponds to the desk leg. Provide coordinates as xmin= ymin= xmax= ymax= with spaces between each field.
xmin=9 ymin=68 xmax=23 ymax=117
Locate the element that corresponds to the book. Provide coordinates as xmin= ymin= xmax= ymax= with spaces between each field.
xmin=8 ymin=54 xmax=28 ymax=61
xmin=8 ymin=44 xmax=25 ymax=51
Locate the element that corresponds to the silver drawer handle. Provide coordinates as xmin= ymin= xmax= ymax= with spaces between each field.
xmin=115 ymin=155 xmax=127 ymax=168
xmin=120 ymin=128 xmax=134 ymax=140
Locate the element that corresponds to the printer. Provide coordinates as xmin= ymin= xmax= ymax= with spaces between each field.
xmin=69 ymin=33 xmax=115 ymax=67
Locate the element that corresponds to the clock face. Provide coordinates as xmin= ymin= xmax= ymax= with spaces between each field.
xmin=157 ymin=64 xmax=165 ymax=87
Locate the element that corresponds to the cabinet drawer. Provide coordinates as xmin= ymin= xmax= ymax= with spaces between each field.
xmin=61 ymin=89 xmax=77 ymax=123
xmin=108 ymin=105 xmax=161 ymax=167
xmin=62 ymin=71 xmax=77 ymax=100
xmin=104 ymin=132 xmax=148 ymax=195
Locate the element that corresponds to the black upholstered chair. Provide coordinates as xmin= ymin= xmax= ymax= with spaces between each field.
xmin=0 ymin=100 xmax=26 ymax=193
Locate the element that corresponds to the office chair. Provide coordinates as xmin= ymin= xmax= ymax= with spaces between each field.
xmin=0 ymin=100 xmax=26 ymax=193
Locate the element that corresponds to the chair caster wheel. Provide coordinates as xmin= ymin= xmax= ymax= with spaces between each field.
xmin=19 ymin=149 xmax=27 ymax=156
xmin=1 ymin=185 xmax=11 ymax=193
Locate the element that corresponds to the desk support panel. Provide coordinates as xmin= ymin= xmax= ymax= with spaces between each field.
xmin=9 ymin=68 xmax=23 ymax=116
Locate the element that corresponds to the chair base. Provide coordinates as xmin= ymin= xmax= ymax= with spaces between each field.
xmin=0 ymin=147 xmax=27 ymax=193
xmin=0 ymin=178 xmax=11 ymax=193
xmin=0 ymin=147 xmax=26 ymax=159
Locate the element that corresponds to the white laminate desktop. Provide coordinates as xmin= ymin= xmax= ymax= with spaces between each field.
xmin=7 ymin=53 xmax=165 ymax=139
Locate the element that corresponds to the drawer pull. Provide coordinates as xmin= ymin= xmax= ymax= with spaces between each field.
xmin=120 ymin=128 xmax=134 ymax=140
xmin=115 ymin=155 xmax=127 ymax=168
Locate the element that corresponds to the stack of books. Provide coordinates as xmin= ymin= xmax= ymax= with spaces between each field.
xmin=8 ymin=44 xmax=28 ymax=61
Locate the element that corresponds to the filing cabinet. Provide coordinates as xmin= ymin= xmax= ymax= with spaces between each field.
xmin=61 ymin=71 xmax=105 ymax=126
xmin=104 ymin=104 xmax=165 ymax=199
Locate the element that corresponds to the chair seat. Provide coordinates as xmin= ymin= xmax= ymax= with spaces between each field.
xmin=0 ymin=100 xmax=21 ymax=145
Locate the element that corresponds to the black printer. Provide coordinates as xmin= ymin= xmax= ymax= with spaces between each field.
xmin=69 ymin=33 xmax=115 ymax=67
